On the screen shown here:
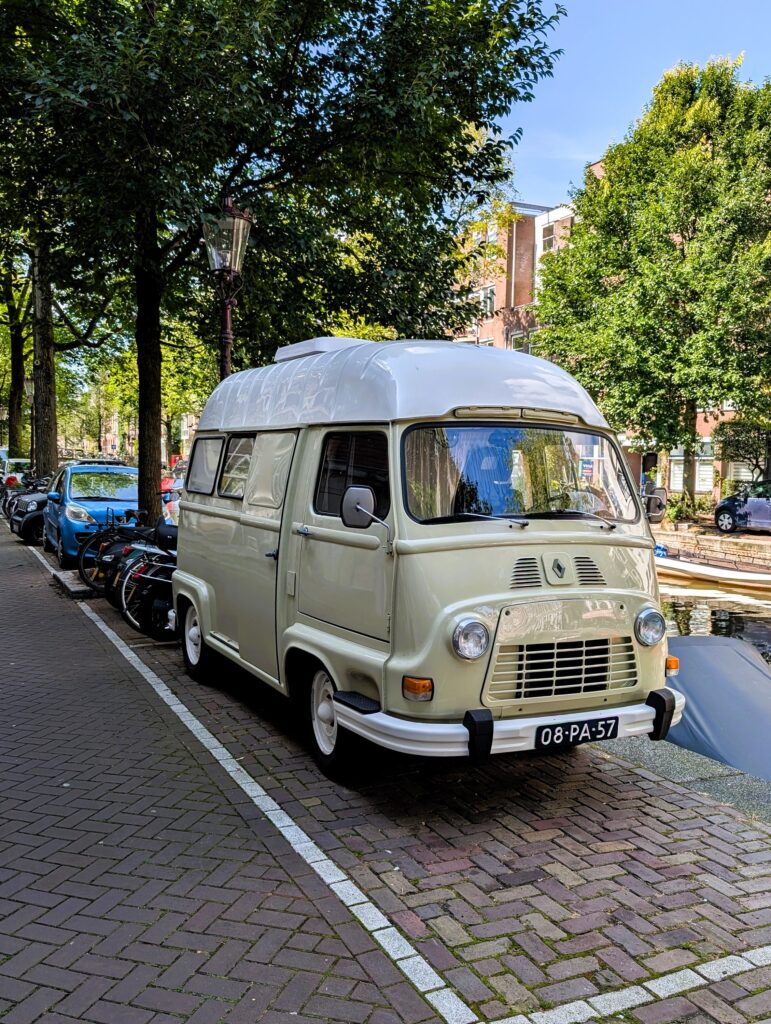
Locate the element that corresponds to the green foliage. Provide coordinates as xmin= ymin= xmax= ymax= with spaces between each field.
xmin=713 ymin=417 xmax=770 ymax=480
xmin=1 ymin=0 xmax=564 ymax=493
xmin=665 ymin=493 xmax=714 ymax=523
xmin=536 ymin=60 xmax=771 ymax=463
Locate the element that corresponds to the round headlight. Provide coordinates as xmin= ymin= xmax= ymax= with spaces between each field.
xmin=635 ymin=607 xmax=666 ymax=646
xmin=27 ymin=501 xmax=38 ymax=511
xmin=452 ymin=619 xmax=490 ymax=660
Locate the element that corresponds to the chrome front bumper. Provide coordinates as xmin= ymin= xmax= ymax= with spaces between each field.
xmin=333 ymin=687 xmax=686 ymax=758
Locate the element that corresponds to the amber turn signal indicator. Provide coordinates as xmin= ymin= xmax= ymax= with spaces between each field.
xmin=665 ymin=655 xmax=679 ymax=676
xmin=402 ymin=676 xmax=434 ymax=702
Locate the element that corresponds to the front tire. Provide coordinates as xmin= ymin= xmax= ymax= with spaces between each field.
xmin=181 ymin=600 xmax=216 ymax=682
xmin=715 ymin=509 xmax=736 ymax=533
xmin=308 ymin=668 xmax=356 ymax=773
xmin=21 ymin=520 xmax=43 ymax=546
xmin=57 ymin=536 xmax=73 ymax=569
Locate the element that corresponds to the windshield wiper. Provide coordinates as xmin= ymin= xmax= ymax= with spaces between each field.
xmin=530 ymin=508 xmax=617 ymax=530
xmin=454 ymin=512 xmax=529 ymax=530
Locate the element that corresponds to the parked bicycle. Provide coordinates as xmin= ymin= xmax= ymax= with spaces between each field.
xmin=76 ymin=507 xmax=149 ymax=594
xmin=119 ymin=520 xmax=178 ymax=640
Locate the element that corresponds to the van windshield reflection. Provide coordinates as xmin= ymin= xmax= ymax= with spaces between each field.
xmin=403 ymin=425 xmax=637 ymax=524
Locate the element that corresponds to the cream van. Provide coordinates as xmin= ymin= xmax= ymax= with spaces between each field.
xmin=173 ymin=338 xmax=684 ymax=770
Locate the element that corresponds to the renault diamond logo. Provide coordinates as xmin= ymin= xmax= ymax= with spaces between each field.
xmin=552 ymin=558 xmax=566 ymax=579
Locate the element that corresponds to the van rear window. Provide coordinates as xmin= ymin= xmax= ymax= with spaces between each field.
xmin=187 ymin=437 xmax=223 ymax=495
xmin=219 ymin=436 xmax=255 ymax=499
xmin=314 ymin=432 xmax=390 ymax=518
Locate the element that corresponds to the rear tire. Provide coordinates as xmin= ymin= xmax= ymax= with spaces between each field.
xmin=43 ymin=528 xmax=55 ymax=553
xmin=181 ymin=599 xmax=216 ymax=682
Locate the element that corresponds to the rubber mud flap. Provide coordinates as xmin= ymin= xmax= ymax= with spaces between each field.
xmin=463 ymin=709 xmax=494 ymax=763
xmin=645 ymin=687 xmax=676 ymax=741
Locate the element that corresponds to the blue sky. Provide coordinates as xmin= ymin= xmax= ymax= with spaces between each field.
xmin=502 ymin=0 xmax=771 ymax=207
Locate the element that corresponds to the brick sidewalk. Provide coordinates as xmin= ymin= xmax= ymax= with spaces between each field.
xmin=3 ymin=528 xmax=771 ymax=1023
xmin=0 ymin=535 xmax=443 ymax=1024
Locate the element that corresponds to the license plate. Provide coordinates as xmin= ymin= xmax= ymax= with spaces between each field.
xmin=535 ymin=717 xmax=618 ymax=749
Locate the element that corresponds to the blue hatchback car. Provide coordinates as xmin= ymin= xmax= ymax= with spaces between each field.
xmin=43 ymin=463 xmax=140 ymax=568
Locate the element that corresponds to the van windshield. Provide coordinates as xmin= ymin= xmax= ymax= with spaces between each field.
xmin=403 ymin=425 xmax=638 ymax=524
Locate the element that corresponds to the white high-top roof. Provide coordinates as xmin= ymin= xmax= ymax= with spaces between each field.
xmin=196 ymin=339 xmax=608 ymax=432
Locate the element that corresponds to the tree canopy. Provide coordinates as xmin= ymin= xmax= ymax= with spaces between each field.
xmin=2 ymin=0 xmax=563 ymax=512
xmin=535 ymin=59 xmax=771 ymax=500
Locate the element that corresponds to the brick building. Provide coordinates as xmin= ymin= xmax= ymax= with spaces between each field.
xmin=455 ymin=198 xmax=752 ymax=499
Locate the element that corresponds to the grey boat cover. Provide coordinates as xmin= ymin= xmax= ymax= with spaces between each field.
xmin=668 ymin=635 xmax=771 ymax=781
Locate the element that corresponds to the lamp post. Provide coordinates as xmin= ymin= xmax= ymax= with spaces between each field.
xmin=23 ymin=378 xmax=34 ymax=466
xmin=202 ymin=195 xmax=252 ymax=380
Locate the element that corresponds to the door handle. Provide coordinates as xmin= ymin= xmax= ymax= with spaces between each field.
xmin=265 ymin=549 xmax=278 ymax=560
xmin=295 ymin=525 xmax=311 ymax=537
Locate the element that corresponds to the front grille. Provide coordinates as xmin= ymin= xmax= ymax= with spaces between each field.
xmin=510 ymin=556 xmax=542 ymax=589
xmin=487 ymin=636 xmax=637 ymax=703
xmin=574 ymin=556 xmax=605 ymax=586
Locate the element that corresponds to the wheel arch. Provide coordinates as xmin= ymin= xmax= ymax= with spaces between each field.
xmin=172 ymin=571 xmax=216 ymax=642
xmin=284 ymin=645 xmax=337 ymax=703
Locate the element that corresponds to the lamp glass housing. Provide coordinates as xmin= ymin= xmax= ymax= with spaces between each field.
xmin=202 ymin=208 xmax=251 ymax=274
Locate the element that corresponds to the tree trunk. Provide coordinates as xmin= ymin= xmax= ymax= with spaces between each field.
xmin=163 ymin=415 xmax=174 ymax=465
xmin=658 ymin=450 xmax=670 ymax=494
xmin=1 ymin=260 xmax=27 ymax=457
xmin=32 ymin=244 xmax=58 ymax=476
xmin=135 ymin=205 xmax=163 ymax=522
xmin=764 ymin=431 xmax=771 ymax=480
xmin=681 ymin=400 xmax=698 ymax=506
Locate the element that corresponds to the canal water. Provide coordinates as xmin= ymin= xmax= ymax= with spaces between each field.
xmin=660 ymin=584 xmax=771 ymax=664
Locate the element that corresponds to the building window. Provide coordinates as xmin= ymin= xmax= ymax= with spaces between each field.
xmin=479 ymin=285 xmax=495 ymax=318
xmin=542 ymin=223 xmax=555 ymax=252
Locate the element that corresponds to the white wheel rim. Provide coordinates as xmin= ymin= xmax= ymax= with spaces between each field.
xmin=718 ymin=513 xmax=733 ymax=530
xmin=311 ymin=670 xmax=337 ymax=756
xmin=185 ymin=605 xmax=202 ymax=665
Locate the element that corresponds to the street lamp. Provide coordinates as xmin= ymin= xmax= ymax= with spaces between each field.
xmin=24 ymin=377 xmax=34 ymax=465
xmin=202 ymin=195 xmax=252 ymax=380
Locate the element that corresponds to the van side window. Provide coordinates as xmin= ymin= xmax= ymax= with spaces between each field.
xmin=219 ymin=435 xmax=255 ymax=499
xmin=314 ymin=432 xmax=390 ymax=518
xmin=187 ymin=437 xmax=224 ymax=495
xmin=245 ymin=432 xmax=297 ymax=508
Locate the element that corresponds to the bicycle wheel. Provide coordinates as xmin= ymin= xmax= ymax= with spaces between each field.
xmin=77 ymin=532 xmax=110 ymax=592
xmin=121 ymin=558 xmax=152 ymax=631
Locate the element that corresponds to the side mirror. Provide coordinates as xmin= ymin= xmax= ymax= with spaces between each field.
xmin=645 ymin=487 xmax=667 ymax=524
xmin=47 ymin=490 xmax=61 ymax=503
xmin=341 ymin=485 xmax=376 ymax=529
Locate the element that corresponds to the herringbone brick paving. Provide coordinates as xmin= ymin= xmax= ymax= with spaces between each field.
xmin=0 ymin=536 xmax=444 ymax=1024
xmin=3 ymin=528 xmax=771 ymax=1022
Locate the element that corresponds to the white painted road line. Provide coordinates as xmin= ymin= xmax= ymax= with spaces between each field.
xmin=28 ymin=544 xmax=56 ymax=574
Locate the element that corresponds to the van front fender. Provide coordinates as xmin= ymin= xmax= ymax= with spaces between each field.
xmin=172 ymin=570 xmax=216 ymax=640
xmin=281 ymin=623 xmax=387 ymax=704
